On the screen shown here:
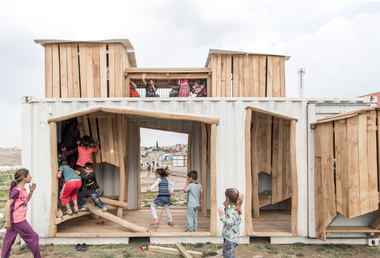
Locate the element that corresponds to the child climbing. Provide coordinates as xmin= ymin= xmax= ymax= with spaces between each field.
xmin=57 ymin=160 xmax=82 ymax=215
xmin=77 ymin=162 xmax=107 ymax=212
xmin=184 ymin=170 xmax=203 ymax=232
xmin=58 ymin=143 xmax=78 ymax=167
xmin=76 ymin=135 xmax=98 ymax=167
xmin=218 ymin=188 xmax=244 ymax=258
xmin=147 ymin=167 xmax=175 ymax=226
xmin=2 ymin=169 xmax=41 ymax=258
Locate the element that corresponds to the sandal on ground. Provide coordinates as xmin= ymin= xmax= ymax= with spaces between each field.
xmin=96 ymin=221 xmax=105 ymax=226
xmin=78 ymin=207 xmax=89 ymax=212
xmin=63 ymin=211 xmax=73 ymax=216
xmin=73 ymin=210 xmax=79 ymax=214
xmin=150 ymin=220 xmax=160 ymax=225
xmin=137 ymin=246 xmax=146 ymax=253
xmin=81 ymin=243 xmax=88 ymax=251
xmin=168 ymin=222 xmax=174 ymax=227
xmin=75 ymin=243 xmax=82 ymax=251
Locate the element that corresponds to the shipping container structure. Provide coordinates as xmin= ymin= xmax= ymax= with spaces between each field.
xmin=24 ymin=39 xmax=379 ymax=245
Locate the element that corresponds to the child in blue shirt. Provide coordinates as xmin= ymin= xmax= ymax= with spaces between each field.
xmin=184 ymin=170 xmax=203 ymax=232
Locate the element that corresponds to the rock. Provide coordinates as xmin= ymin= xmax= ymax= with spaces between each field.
xmin=0 ymin=213 xmax=4 ymax=219
xmin=0 ymin=228 xmax=6 ymax=234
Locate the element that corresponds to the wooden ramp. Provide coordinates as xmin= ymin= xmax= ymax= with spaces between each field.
xmin=252 ymin=210 xmax=292 ymax=237
xmin=56 ymin=208 xmax=211 ymax=238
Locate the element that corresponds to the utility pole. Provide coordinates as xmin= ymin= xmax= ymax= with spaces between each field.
xmin=298 ymin=68 xmax=305 ymax=97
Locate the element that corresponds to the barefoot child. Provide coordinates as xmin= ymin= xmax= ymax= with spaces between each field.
xmin=217 ymin=188 xmax=244 ymax=258
xmin=147 ymin=167 xmax=175 ymax=226
xmin=58 ymin=160 xmax=82 ymax=215
xmin=184 ymin=170 xmax=203 ymax=232
xmin=77 ymin=162 xmax=107 ymax=212
xmin=2 ymin=169 xmax=41 ymax=258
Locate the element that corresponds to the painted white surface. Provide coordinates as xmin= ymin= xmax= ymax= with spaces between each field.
xmin=40 ymin=237 xmax=129 ymax=245
xmin=21 ymin=96 xmax=375 ymax=240
xmin=271 ymin=236 xmax=370 ymax=245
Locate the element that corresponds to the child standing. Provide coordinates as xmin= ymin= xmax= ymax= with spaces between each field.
xmin=76 ymin=135 xmax=98 ymax=167
xmin=178 ymin=79 xmax=191 ymax=97
xmin=58 ymin=160 xmax=82 ymax=215
xmin=2 ymin=169 xmax=41 ymax=258
xmin=77 ymin=163 xmax=107 ymax=212
xmin=184 ymin=170 xmax=203 ymax=232
xmin=147 ymin=167 xmax=175 ymax=226
xmin=217 ymin=188 xmax=244 ymax=258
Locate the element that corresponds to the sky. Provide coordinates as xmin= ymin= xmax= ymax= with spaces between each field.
xmin=0 ymin=0 xmax=380 ymax=148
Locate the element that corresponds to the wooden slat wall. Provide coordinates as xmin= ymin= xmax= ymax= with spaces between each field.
xmin=209 ymin=54 xmax=286 ymax=97
xmin=44 ymin=43 xmax=128 ymax=98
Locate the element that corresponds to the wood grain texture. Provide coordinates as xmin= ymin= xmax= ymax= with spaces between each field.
xmin=52 ymin=44 xmax=60 ymax=98
xmin=49 ymin=122 xmax=58 ymax=237
xmin=210 ymin=124 xmax=217 ymax=235
xmin=290 ymin=121 xmax=298 ymax=236
xmin=59 ymin=44 xmax=68 ymax=98
xmin=45 ymin=44 xmax=53 ymax=98
xmin=245 ymin=110 xmax=254 ymax=235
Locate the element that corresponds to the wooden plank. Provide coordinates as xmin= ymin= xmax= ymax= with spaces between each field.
xmin=92 ymin=44 xmax=101 ymax=98
xmin=262 ymin=114 xmax=272 ymax=174
xmin=256 ymin=113 xmax=264 ymax=174
xmin=246 ymin=106 xmax=298 ymax=122
xmin=107 ymin=118 xmax=115 ymax=165
xmin=47 ymin=107 xmax=101 ymax=123
xmin=224 ymin=55 xmax=232 ymax=97
xmin=280 ymin=57 xmax=286 ymax=97
xmin=45 ymin=44 xmax=53 ymax=98
xmin=98 ymin=118 xmax=109 ymax=163
xmin=290 ymin=121 xmax=298 ymax=236
xmin=367 ymin=111 xmax=378 ymax=212
xmin=358 ymin=113 xmax=369 ymax=214
xmin=277 ymin=119 xmax=284 ymax=201
xmin=239 ymin=56 xmax=244 ymax=97
xmin=314 ymin=124 xmax=326 ymax=241
xmin=210 ymin=124 xmax=217 ymax=235
xmin=207 ymin=124 xmax=211 ymax=167
xmin=66 ymin=44 xmax=74 ymax=98
xmin=137 ymin=126 xmax=141 ymax=209
xmin=220 ymin=54 xmax=225 ymax=97
xmin=86 ymin=43 xmax=94 ymax=98
xmin=113 ymin=118 xmax=120 ymax=167
xmin=114 ymin=44 xmax=122 ymax=97
xmin=55 ymin=211 xmax=91 ymax=225
xmin=335 ymin=120 xmax=349 ymax=217
xmin=89 ymin=118 xmax=101 ymax=163
xmin=232 ymin=55 xmax=239 ymax=97
xmin=244 ymin=55 xmax=250 ymax=97
xmin=266 ymin=56 xmax=273 ymax=97
xmin=327 ymin=226 xmax=380 ymax=233
xmin=148 ymin=246 xmax=203 ymax=258
xmin=175 ymin=242 xmax=193 ymax=258
xmin=124 ymin=117 xmax=130 ymax=203
xmin=200 ymin=123 xmax=207 ymax=217
xmin=252 ymin=56 xmax=260 ymax=97
xmin=48 ymin=122 xmax=58 ymax=237
xmin=251 ymin=112 xmax=260 ymax=218
xmin=216 ymin=54 xmax=222 ymax=97
xmin=99 ymin=43 xmax=107 ymax=98
xmin=211 ymin=54 xmax=217 ymax=97
xmin=248 ymin=56 xmax=254 ymax=97
xmin=108 ymin=44 xmax=115 ymax=97
xmin=283 ymin=121 xmax=291 ymax=200
xmin=259 ymin=56 xmax=266 ymax=97
xmin=272 ymin=117 xmax=279 ymax=203
xmin=347 ymin=116 xmax=360 ymax=218
xmin=79 ymin=43 xmax=87 ymax=97
xmin=117 ymin=115 xmax=126 ymax=218
xmin=187 ymin=133 xmax=192 ymax=173
xmin=52 ymin=44 xmax=60 ymax=98
xmin=245 ymin=110 xmax=254 ymax=235
xmin=71 ymin=44 xmax=80 ymax=98
xmin=59 ymin=44 xmax=68 ymax=98
xmin=272 ymin=57 xmax=281 ymax=97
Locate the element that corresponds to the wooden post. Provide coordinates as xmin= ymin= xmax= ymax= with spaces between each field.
xmin=245 ymin=109 xmax=254 ymax=235
xmin=137 ymin=126 xmax=141 ymax=209
xmin=175 ymin=242 xmax=193 ymax=258
xmin=117 ymin=115 xmax=126 ymax=218
xmin=210 ymin=124 xmax=217 ymax=235
xmin=290 ymin=120 xmax=298 ymax=236
xmin=251 ymin=112 xmax=260 ymax=218
xmin=125 ymin=117 xmax=130 ymax=203
xmin=187 ymin=133 xmax=192 ymax=173
xmin=201 ymin=123 xmax=208 ymax=217
xmin=48 ymin=122 xmax=58 ymax=237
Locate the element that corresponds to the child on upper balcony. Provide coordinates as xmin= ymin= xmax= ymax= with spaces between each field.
xmin=178 ymin=79 xmax=191 ymax=97
xmin=142 ymin=73 xmax=159 ymax=97
xmin=129 ymin=80 xmax=140 ymax=97
xmin=76 ymin=135 xmax=98 ymax=168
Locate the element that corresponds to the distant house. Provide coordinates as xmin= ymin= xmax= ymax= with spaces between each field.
xmin=358 ymin=91 xmax=380 ymax=106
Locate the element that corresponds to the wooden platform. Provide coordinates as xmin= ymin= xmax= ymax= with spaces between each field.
xmin=57 ymin=208 xmax=211 ymax=237
xmin=252 ymin=210 xmax=292 ymax=236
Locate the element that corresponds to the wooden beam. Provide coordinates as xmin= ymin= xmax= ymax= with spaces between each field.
xmin=45 ymin=44 xmax=53 ymax=98
xmin=290 ymin=120 xmax=298 ymax=236
xmin=210 ymin=124 xmax=217 ymax=236
xmin=137 ymin=126 xmax=141 ymax=210
xmin=175 ymin=242 xmax=193 ymax=258
xmin=52 ymin=44 xmax=60 ymax=98
xmin=100 ymin=197 xmax=128 ymax=209
xmin=245 ymin=109 xmax=254 ymax=235
xmin=311 ymin=114 xmax=357 ymax=128
xmin=246 ymin=106 xmax=298 ymax=122
xmin=117 ymin=115 xmax=126 ymax=218
xmin=200 ymin=123 xmax=208 ymax=217
xmin=48 ymin=122 xmax=58 ymax=237
xmin=327 ymin=226 xmax=380 ymax=233
xmin=55 ymin=211 xmax=91 ymax=225
xmin=124 ymin=117 xmax=130 ymax=203
xmin=127 ymin=73 xmax=210 ymax=80
xmin=125 ymin=67 xmax=211 ymax=73
xmin=148 ymin=246 xmax=203 ymax=258
xmin=317 ymin=107 xmax=375 ymax=122
xmin=251 ymin=112 xmax=260 ymax=218
xmin=187 ymin=133 xmax=192 ymax=173
xmin=47 ymin=107 xmax=102 ymax=123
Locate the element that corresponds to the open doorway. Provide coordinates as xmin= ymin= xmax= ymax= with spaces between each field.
xmin=139 ymin=128 xmax=189 ymax=209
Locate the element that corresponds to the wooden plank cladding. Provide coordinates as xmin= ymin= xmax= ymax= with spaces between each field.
xmin=208 ymin=53 xmax=286 ymax=97
xmin=44 ymin=43 xmax=129 ymax=98
xmin=313 ymin=108 xmax=380 ymax=241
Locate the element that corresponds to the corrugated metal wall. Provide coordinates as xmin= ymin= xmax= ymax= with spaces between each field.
xmin=22 ymin=96 xmax=374 ymax=238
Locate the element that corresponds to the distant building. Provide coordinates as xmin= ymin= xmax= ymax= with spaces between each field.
xmin=358 ymin=92 xmax=379 ymax=106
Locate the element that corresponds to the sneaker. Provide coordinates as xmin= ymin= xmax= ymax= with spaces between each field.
xmin=101 ymin=206 xmax=107 ymax=212
xmin=79 ymin=206 xmax=89 ymax=212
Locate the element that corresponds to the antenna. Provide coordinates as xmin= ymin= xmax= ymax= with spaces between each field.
xmin=298 ymin=68 xmax=305 ymax=97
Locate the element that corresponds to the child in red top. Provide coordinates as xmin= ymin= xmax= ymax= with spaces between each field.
xmin=76 ymin=135 xmax=98 ymax=167
xmin=2 ymin=169 xmax=41 ymax=258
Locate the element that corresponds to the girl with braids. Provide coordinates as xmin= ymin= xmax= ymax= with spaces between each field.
xmin=147 ymin=167 xmax=175 ymax=226
xmin=217 ymin=188 xmax=244 ymax=258
xmin=2 ymin=169 xmax=41 ymax=258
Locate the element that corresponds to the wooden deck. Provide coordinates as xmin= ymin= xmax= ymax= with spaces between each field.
xmin=56 ymin=208 xmax=211 ymax=237
xmin=252 ymin=210 xmax=292 ymax=236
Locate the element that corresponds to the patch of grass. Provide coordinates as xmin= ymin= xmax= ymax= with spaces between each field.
xmin=101 ymin=244 xmax=124 ymax=249
xmin=123 ymin=253 xmax=132 ymax=257
xmin=316 ymin=247 xmax=326 ymax=252
xmin=289 ymin=242 xmax=306 ymax=250
xmin=203 ymin=251 xmax=218 ymax=257
xmin=364 ymin=246 xmax=380 ymax=254
xmin=264 ymin=244 xmax=279 ymax=253
xmin=18 ymin=244 xmax=31 ymax=253
xmin=281 ymin=254 xmax=293 ymax=258
xmin=245 ymin=244 xmax=264 ymax=252
xmin=296 ymin=253 xmax=305 ymax=257
xmin=0 ymin=218 xmax=6 ymax=228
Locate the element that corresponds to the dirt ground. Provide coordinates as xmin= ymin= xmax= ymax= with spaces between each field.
xmin=0 ymin=148 xmax=21 ymax=166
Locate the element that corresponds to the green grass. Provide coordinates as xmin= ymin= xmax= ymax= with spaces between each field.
xmin=289 ymin=242 xmax=306 ymax=250
xmin=296 ymin=253 xmax=305 ymax=257
xmin=245 ymin=244 xmax=264 ymax=252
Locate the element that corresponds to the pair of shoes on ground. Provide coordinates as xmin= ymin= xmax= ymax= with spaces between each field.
xmin=137 ymin=246 xmax=146 ymax=253
xmin=75 ymin=243 xmax=87 ymax=251
xmin=63 ymin=209 xmax=79 ymax=216
xmin=96 ymin=221 xmax=105 ymax=226
xmin=150 ymin=220 xmax=174 ymax=226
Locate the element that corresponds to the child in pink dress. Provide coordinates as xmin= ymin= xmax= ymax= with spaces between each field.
xmin=178 ymin=79 xmax=191 ymax=97
xmin=76 ymin=135 xmax=98 ymax=167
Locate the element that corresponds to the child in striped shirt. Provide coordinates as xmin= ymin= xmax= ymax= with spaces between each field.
xmin=147 ymin=167 xmax=175 ymax=226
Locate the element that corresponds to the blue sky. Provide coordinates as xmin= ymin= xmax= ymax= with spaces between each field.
xmin=1 ymin=0 xmax=380 ymax=147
